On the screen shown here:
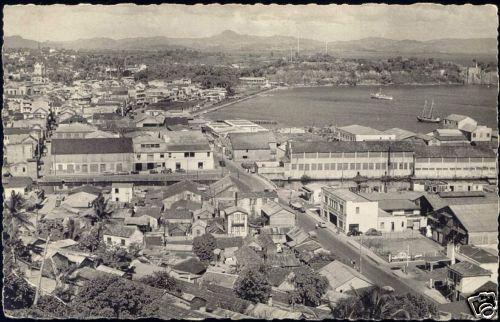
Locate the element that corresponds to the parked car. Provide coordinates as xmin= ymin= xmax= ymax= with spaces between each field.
xmin=131 ymin=171 xmax=139 ymax=174
xmin=161 ymin=168 xmax=173 ymax=174
xmin=347 ymin=229 xmax=362 ymax=236
xmin=316 ymin=222 xmax=327 ymax=228
xmin=175 ymin=168 xmax=186 ymax=173
xmin=365 ymin=228 xmax=382 ymax=236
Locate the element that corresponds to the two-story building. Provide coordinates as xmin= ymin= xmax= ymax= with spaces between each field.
xmin=223 ymin=206 xmax=249 ymax=237
xmin=103 ymin=225 xmax=144 ymax=249
xmin=50 ymin=138 xmax=134 ymax=175
xmin=111 ymin=183 xmax=134 ymax=203
xmin=226 ymin=132 xmax=277 ymax=162
xmin=261 ymin=201 xmax=296 ymax=229
xmin=286 ymin=141 xmax=414 ymax=180
xmin=162 ymin=131 xmax=214 ymax=171
xmin=321 ymin=188 xmax=378 ymax=234
xmin=446 ymin=261 xmax=492 ymax=302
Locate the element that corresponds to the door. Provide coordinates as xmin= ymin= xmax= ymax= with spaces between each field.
xmin=176 ymin=162 xmax=181 ymax=170
xmin=391 ymin=222 xmax=395 ymax=231
xmin=329 ymin=212 xmax=337 ymax=225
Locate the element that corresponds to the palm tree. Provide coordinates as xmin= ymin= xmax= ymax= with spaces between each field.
xmin=331 ymin=286 xmax=410 ymax=320
xmin=3 ymin=191 xmax=34 ymax=264
xmin=86 ymin=193 xmax=111 ymax=225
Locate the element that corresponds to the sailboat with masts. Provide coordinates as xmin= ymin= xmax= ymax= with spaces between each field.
xmin=417 ymin=99 xmax=441 ymax=123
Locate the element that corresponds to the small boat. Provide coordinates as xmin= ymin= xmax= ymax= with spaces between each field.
xmin=370 ymin=88 xmax=393 ymax=100
xmin=417 ymin=100 xmax=441 ymax=123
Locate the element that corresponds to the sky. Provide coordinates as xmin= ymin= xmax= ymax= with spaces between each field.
xmin=4 ymin=4 xmax=498 ymax=42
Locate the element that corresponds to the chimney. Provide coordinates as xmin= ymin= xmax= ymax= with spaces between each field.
xmin=234 ymin=191 xmax=238 ymax=206
xmin=447 ymin=243 xmax=456 ymax=265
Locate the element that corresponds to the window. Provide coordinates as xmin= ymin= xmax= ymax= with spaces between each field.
xmin=324 ymin=163 xmax=329 ymax=170
xmin=107 ymin=237 xmax=112 ymax=244
xmin=116 ymin=163 xmax=122 ymax=172
xmin=356 ymin=163 xmax=361 ymax=170
xmin=330 ymin=163 xmax=336 ymax=170
xmin=115 ymin=188 xmax=119 ymax=193
xmin=100 ymin=164 xmax=106 ymax=172
xmin=298 ymin=164 xmax=304 ymax=170
xmin=168 ymin=153 xmax=172 ymax=158
xmin=58 ymin=164 xmax=63 ymax=171
xmin=401 ymin=222 xmax=405 ymax=227
xmin=121 ymin=239 xmax=126 ymax=246
xmin=355 ymin=207 xmax=360 ymax=214
xmin=350 ymin=163 xmax=356 ymax=170
xmin=184 ymin=152 xmax=195 ymax=158
xmin=343 ymin=163 xmax=348 ymax=170
xmin=198 ymin=162 xmax=204 ymax=169
xmin=311 ymin=164 xmax=317 ymax=171
xmin=379 ymin=222 xmax=385 ymax=229
xmin=292 ymin=164 xmax=297 ymax=170
xmin=369 ymin=163 xmax=374 ymax=170
xmin=304 ymin=164 xmax=310 ymax=171
xmin=317 ymin=163 xmax=323 ymax=171
xmin=363 ymin=163 xmax=368 ymax=170
xmin=160 ymin=154 xmax=164 ymax=158
xmin=207 ymin=152 xmax=211 ymax=157
xmin=404 ymin=163 xmax=408 ymax=170
xmin=375 ymin=163 xmax=381 ymax=170
xmin=137 ymin=154 xmax=141 ymax=160
xmin=90 ymin=164 xmax=98 ymax=172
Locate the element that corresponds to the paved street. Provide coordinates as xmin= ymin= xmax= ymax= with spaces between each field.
xmin=213 ymin=150 xmax=275 ymax=191
xmin=296 ymin=212 xmax=440 ymax=305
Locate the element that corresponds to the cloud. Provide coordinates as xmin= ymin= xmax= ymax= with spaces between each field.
xmin=4 ymin=4 xmax=498 ymax=42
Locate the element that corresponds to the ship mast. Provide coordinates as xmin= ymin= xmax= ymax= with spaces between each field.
xmin=429 ymin=100 xmax=434 ymax=118
xmin=421 ymin=100 xmax=427 ymax=117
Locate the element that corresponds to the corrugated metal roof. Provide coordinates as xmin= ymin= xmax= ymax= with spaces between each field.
xmin=290 ymin=140 xmax=414 ymax=154
xmin=415 ymin=145 xmax=495 ymax=158
xmin=448 ymin=204 xmax=498 ymax=233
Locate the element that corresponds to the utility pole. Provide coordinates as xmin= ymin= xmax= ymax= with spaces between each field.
xmin=33 ymin=234 xmax=50 ymax=307
xmin=406 ymin=244 xmax=410 ymax=274
xmin=359 ymin=234 xmax=362 ymax=273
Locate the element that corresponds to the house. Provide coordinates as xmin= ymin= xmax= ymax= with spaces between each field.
xmin=443 ymin=114 xmax=477 ymax=129
xmin=382 ymin=128 xmax=417 ymax=141
xmin=172 ymin=257 xmax=207 ymax=282
xmin=193 ymin=204 xmax=216 ymax=220
xmin=208 ymin=175 xmax=251 ymax=203
xmin=358 ymin=192 xmax=426 ymax=232
xmin=102 ymin=225 xmax=144 ymax=248
xmin=285 ymin=227 xmax=311 ymax=247
xmin=50 ymin=138 xmax=134 ymax=175
xmin=319 ymin=260 xmax=373 ymax=293
xmin=161 ymin=180 xmax=208 ymax=209
xmin=234 ymin=245 xmax=264 ymax=269
xmin=135 ymin=113 xmax=166 ymax=127
xmin=427 ymin=204 xmax=497 ymax=246
xmin=461 ymin=125 xmax=492 ymax=142
xmin=52 ymin=123 xmax=99 ymax=139
xmin=111 ymin=183 xmax=134 ymax=202
xmin=162 ymin=130 xmax=214 ymax=171
xmin=261 ymin=200 xmax=296 ymax=229
xmin=335 ymin=124 xmax=396 ymax=142
xmin=5 ymin=138 xmax=36 ymax=163
xmin=162 ymin=209 xmax=193 ymax=224
xmin=300 ymin=183 xmax=326 ymax=205
xmin=3 ymin=176 xmax=33 ymax=198
xmin=223 ymin=206 xmax=249 ymax=237
xmin=236 ymin=190 xmax=279 ymax=219
xmin=125 ymin=215 xmax=159 ymax=232
xmin=61 ymin=190 xmax=100 ymax=209
xmin=191 ymin=219 xmax=208 ymax=237
xmin=226 ymin=132 xmax=277 ymax=161
xmin=321 ymin=188 xmax=378 ymax=234
xmin=456 ymin=244 xmax=498 ymax=283
xmin=432 ymin=129 xmax=469 ymax=145
xmin=446 ymin=261 xmax=492 ymax=301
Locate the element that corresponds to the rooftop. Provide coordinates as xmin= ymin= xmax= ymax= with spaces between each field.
xmin=103 ymin=224 xmax=140 ymax=238
xmin=51 ymin=138 xmax=133 ymax=155
xmin=444 ymin=114 xmax=473 ymax=122
xmin=415 ymin=145 xmax=495 ymax=158
xmin=457 ymin=245 xmax=498 ymax=264
xmin=383 ymin=128 xmax=416 ymax=140
xmin=377 ymin=199 xmax=420 ymax=211
xmin=449 ymin=260 xmax=492 ymax=277
xmin=323 ymin=188 xmax=370 ymax=203
xmin=339 ymin=124 xmax=384 ymax=136
xmin=290 ymin=140 xmax=414 ymax=154
xmin=447 ymin=204 xmax=498 ymax=233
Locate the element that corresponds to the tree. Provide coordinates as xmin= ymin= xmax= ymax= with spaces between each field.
xmin=192 ymin=233 xmax=217 ymax=262
xmin=3 ymin=191 xmax=34 ymax=264
xmin=78 ymin=226 xmax=102 ymax=252
xmin=289 ymin=266 xmax=328 ymax=307
xmin=72 ymin=275 xmax=161 ymax=318
xmin=140 ymin=271 xmax=180 ymax=294
xmin=86 ymin=193 xmax=111 ymax=225
xmin=234 ymin=269 xmax=271 ymax=304
xmin=330 ymin=287 xmax=438 ymax=319
xmin=3 ymin=271 xmax=36 ymax=310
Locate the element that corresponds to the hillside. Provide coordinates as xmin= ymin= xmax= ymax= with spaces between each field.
xmin=4 ymin=31 xmax=497 ymax=56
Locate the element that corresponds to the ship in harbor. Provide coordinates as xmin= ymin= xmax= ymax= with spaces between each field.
xmin=417 ymin=100 xmax=441 ymax=123
xmin=370 ymin=88 xmax=393 ymax=100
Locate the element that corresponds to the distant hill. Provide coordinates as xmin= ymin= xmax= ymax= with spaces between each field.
xmin=4 ymin=31 xmax=497 ymax=56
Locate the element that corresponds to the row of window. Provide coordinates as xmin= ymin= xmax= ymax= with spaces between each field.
xmin=56 ymin=162 xmax=123 ymax=173
xmin=136 ymin=152 xmax=210 ymax=160
xmin=415 ymin=167 xmax=495 ymax=171
xmin=416 ymin=157 xmax=496 ymax=163
xmin=292 ymin=162 xmax=412 ymax=171
xmin=140 ymin=143 xmax=161 ymax=148
xmin=292 ymin=152 xmax=412 ymax=159
xmin=325 ymin=197 xmax=345 ymax=214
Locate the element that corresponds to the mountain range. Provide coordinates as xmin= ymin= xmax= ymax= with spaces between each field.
xmin=4 ymin=30 xmax=497 ymax=56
